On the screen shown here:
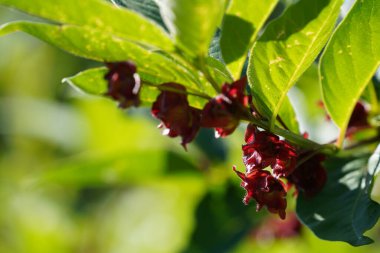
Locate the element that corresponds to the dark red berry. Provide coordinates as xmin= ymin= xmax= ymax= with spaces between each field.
xmin=104 ymin=61 xmax=141 ymax=108
xmin=151 ymin=83 xmax=201 ymax=150
xmin=243 ymin=124 xmax=297 ymax=177
xmin=234 ymin=167 xmax=287 ymax=219
xmin=287 ymin=154 xmax=327 ymax=197
xmin=201 ymin=77 xmax=249 ymax=138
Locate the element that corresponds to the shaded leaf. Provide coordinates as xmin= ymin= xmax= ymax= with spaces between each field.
xmin=184 ymin=182 xmax=262 ymax=253
xmin=369 ymin=144 xmax=380 ymax=204
xmin=111 ymin=0 xmax=166 ymax=28
xmin=42 ymin=151 xmax=167 ymax=186
xmin=278 ymin=98 xmax=299 ymax=133
xmin=361 ymin=80 xmax=379 ymax=113
xmin=297 ymin=155 xmax=380 ymax=246
xmin=208 ymin=29 xmax=224 ymax=62
xmin=248 ymin=0 xmax=343 ymax=130
xmin=290 ymin=64 xmax=338 ymax=141
xmin=95 ymin=177 xmax=205 ymax=253
xmin=221 ymin=0 xmax=278 ymax=79
xmin=320 ymin=0 xmax=380 ymax=146
xmin=206 ymin=57 xmax=233 ymax=85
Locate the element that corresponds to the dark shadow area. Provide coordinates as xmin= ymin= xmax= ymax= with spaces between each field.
xmin=221 ymin=15 xmax=254 ymax=64
xmin=184 ymin=181 xmax=263 ymax=253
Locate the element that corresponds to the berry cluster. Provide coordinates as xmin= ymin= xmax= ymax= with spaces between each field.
xmin=235 ymin=124 xmax=327 ymax=219
xmin=104 ymin=61 xmax=249 ymax=148
xmin=104 ymin=61 xmax=328 ymax=219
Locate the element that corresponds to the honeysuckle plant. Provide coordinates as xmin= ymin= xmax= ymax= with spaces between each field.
xmin=1 ymin=0 xmax=380 ymax=246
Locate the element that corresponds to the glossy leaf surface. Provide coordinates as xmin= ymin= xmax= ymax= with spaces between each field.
xmin=248 ymin=0 xmax=343 ymax=130
xmin=155 ymin=0 xmax=226 ymax=57
xmin=320 ymin=0 xmax=380 ymax=146
xmin=221 ymin=0 xmax=278 ymax=79
xmin=0 ymin=0 xmax=173 ymax=50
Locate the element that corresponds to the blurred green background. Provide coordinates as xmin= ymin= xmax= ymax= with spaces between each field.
xmin=0 ymin=4 xmax=379 ymax=253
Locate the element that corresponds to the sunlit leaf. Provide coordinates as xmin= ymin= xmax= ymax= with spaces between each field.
xmin=0 ymin=0 xmax=173 ymax=50
xmin=320 ymin=0 xmax=380 ymax=146
xmin=247 ymin=0 xmax=343 ymax=130
xmin=0 ymin=21 xmax=205 ymax=92
xmin=155 ymin=0 xmax=226 ymax=57
xmin=220 ymin=0 xmax=278 ymax=79
xmin=64 ymin=67 xmax=208 ymax=109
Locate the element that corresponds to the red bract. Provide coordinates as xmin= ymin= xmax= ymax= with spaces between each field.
xmin=287 ymin=154 xmax=327 ymax=197
xmin=243 ymin=125 xmax=297 ymax=177
xmin=347 ymin=102 xmax=369 ymax=134
xmin=233 ymin=167 xmax=287 ymax=219
xmin=104 ymin=61 xmax=141 ymax=108
xmin=151 ymin=83 xmax=201 ymax=150
xmin=201 ymin=77 xmax=249 ymax=138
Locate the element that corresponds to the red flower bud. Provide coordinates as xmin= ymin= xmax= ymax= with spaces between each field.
xmin=347 ymin=102 xmax=369 ymax=134
xmin=151 ymin=83 xmax=201 ymax=150
xmin=234 ymin=167 xmax=287 ymax=219
xmin=104 ymin=61 xmax=141 ymax=108
xmin=201 ymin=77 xmax=249 ymax=137
xmin=243 ymin=125 xmax=297 ymax=177
xmin=287 ymin=154 xmax=327 ymax=197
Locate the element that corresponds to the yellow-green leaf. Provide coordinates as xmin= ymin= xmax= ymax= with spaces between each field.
xmin=220 ymin=0 xmax=278 ymax=79
xmin=248 ymin=0 xmax=343 ymax=130
xmin=320 ymin=0 xmax=380 ymax=146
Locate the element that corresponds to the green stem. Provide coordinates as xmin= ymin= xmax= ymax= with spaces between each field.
xmin=242 ymin=112 xmax=338 ymax=154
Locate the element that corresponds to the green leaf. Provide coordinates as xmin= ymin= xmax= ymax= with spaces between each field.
xmin=0 ymin=0 xmax=173 ymax=51
xmin=111 ymin=0 xmax=166 ymax=29
xmin=278 ymin=98 xmax=299 ymax=133
xmin=362 ymin=80 xmax=379 ymax=113
xmin=220 ymin=0 xmax=278 ymax=79
xmin=208 ymin=29 xmax=223 ymax=62
xmin=64 ymin=67 xmax=208 ymax=109
xmin=291 ymin=64 xmax=332 ymax=139
xmin=297 ymin=155 xmax=380 ymax=246
xmin=320 ymin=0 xmax=380 ymax=146
xmin=369 ymin=144 xmax=380 ymax=204
xmin=95 ymin=177 xmax=204 ymax=253
xmin=247 ymin=0 xmax=343 ymax=130
xmin=185 ymin=182 xmax=261 ymax=252
xmin=42 ymin=150 xmax=167 ymax=186
xmin=155 ymin=0 xmax=226 ymax=57
xmin=0 ymin=21 xmax=205 ymax=92
xmin=206 ymin=57 xmax=233 ymax=85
